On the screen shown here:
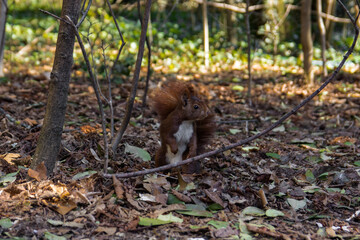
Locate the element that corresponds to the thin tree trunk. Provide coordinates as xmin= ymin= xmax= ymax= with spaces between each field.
xmin=301 ymin=0 xmax=314 ymax=85
xmin=246 ymin=0 xmax=252 ymax=105
xmin=277 ymin=0 xmax=286 ymax=41
xmin=356 ymin=5 xmax=360 ymax=29
xmin=317 ymin=0 xmax=327 ymax=77
xmin=0 ymin=0 xmax=7 ymax=77
xmin=324 ymin=0 xmax=335 ymax=45
xmin=31 ymin=0 xmax=82 ymax=174
xmin=202 ymin=0 xmax=209 ymax=69
xmin=111 ymin=0 xmax=152 ymax=152
xmin=226 ymin=0 xmax=237 ymax=45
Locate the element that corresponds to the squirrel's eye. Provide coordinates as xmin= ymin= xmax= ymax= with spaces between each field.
xmin=194 ymin=105 xmax=199 ymax=109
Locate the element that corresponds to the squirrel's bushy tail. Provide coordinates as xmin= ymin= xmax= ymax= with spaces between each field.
xmin=149 ymin=81 xmax=196 ymax=121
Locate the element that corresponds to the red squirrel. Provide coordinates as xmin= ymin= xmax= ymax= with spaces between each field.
xmin=149 ymin=81 xmax=215 ymax=173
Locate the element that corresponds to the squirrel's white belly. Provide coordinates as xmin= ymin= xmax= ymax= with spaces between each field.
xmin=166 ymin=121 xmax=194 ymax=164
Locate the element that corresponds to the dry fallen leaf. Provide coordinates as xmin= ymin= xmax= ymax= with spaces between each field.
xmin=95 ymin=226 xmax=117 ymax=235
xmin=28 ymin=162 xmax=47 ymax=181
xmin=151 ymin=204 xmax=186 ymax=218
xmin=2 ymin=153 xmax=21 ymax=165
xmin=205 ymin=189 xmax=226 ymax=208
xmin=113 ymin=175 xmax=125 ymax=200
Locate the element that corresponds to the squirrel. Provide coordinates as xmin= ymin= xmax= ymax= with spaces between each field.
xmin=149 ymin=81 xmax=215 ymax=173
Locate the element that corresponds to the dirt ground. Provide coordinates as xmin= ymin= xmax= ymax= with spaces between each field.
xmin=0 ymin=70 xmax=360 ymax=239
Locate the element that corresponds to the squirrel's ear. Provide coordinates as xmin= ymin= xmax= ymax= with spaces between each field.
xmin=181 ymin=94 xmax=188 ymax=107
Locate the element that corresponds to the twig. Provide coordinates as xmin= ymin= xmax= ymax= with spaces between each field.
xmin=245 ymin=0 xmax=252 ymax=106
xmin=105 ymin=0 xmax=126 ymax=78
xmin=275 ymin=4 xmax=292 ymax=29
xmin=101 ymin=42 xmax=115 ymax=138
xmin=136 ymin=0 xmax=152 ymax=108
xmin=286 ymin=4 xmax=350 ymax=23
xmin=111 ymin=0 xmax=152 ymax=153
xmin=77 ymin=0 xmax=92 ymax=28
xmin=64 ymin=15 xmax=110 ymax=173
xmin=317 ymin=0 xmax=328 ymax=77
xmin=104 ymin=0 xmax=359 ymax=179
xmin=39 ymin=9 xmax=71 ymax=24
xmin=218 ymin=119 xmax=257 ymax=125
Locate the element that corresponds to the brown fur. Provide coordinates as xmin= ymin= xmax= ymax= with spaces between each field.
xmin=150 ymin=81 xmax=216 ymax=173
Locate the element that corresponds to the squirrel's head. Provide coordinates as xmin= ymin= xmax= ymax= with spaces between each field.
xmin=181 ymin=93 xmax=210 ymax=121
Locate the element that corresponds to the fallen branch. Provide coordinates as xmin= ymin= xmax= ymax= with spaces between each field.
xmin=104 ymin=0 xmax=359 ymax=179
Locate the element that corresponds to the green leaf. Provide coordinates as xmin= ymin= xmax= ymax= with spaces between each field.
xmin=208 ymin=220 xmax=229 ymax=229
xmin=138 ymin=217 xmax=171 ymax=226
xmin=72 ymin=171 xmax=97 ymax=180
xmin=266 ymin=153 xmax=281 ymax=159
xmin=239 ymin=233 xmax=253 ymax=240
xmin=305 ymin=170 xmax=315 ymax=182
xmin=44 ymin=232 xmax=67 ymax=240
xmin=354 ymin=161 xmax=360 ymax=167
xmin=232 ymin=85 xmax=244 ymax=91
xmin=303 ymin=186 xmax=321 ymax=193
xmin=344 ymin=141 xmax=353 ymax=146
xmin=47 ymin=219 xmax=64 ymax=226
xmin=317 ymin=172 xmax=329 ymax=180
xmin=167 ymin=194 xmax=185 ymax=205
xmin=326 ymin=188 xmax=342 ymax=193
xmin=176 ymin=209 xmax=213 ymax=217
xmin=265 ymin=209 xmax=284 ymax=217
xmin=0 ymin=171 xmax=19 ymax=185
xmin=306 ymin=214 xmax=331 ymax=220
xmin=125 ymin=143 xmax=151 ymax=161
xmin=208 ymin=203 xmax=223 ymax=211
xmin=287 ymin=198 xmax=306 ymax=211
xmin=320 ymin=152 xmax=331 ymax=161
xmin=0 ymin=218 xmax=13 ymax=229
xmin=157 ymin=213 xmax=183 ymax=223
xmin=184 ymin=204 xmax=206 ymax=211
xmin=190 ymin=225 xmax=207 ymax=229
xmin=229 ymin=128 xmax=241 ymax=135
xmin=242 ymin=206 xmax=265 ymax=216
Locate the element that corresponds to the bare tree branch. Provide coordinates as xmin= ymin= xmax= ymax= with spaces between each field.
xmin=287 ymin=4 xmax=350 ymax=23
xmin=64 ymin=15 xmax=110 ymax=173
xmin=77 ymin=0 xmax=92 ymax=28
xmin=193 ymin=0 xmax=351 ymax=23
xmin=105 ymin=0 xmax=126 ymax=78
xmin=136 ymin=0 xmax=152 ymax=108
xmin=245 ymin=0 xmax=252 ymax=106
xmin=111 ymin=0 xmax=152 ymax=153
xmin=193 ymin=0 xmax=264 ymax=13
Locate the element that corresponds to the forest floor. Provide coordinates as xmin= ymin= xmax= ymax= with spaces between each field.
xmin=0 ymin=69 xmax=360 ymax=239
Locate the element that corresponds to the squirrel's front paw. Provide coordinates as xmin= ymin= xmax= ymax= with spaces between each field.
xmin=170 ymin=144 xmax=178 ymax=154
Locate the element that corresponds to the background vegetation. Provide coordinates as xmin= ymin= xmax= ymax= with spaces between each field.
xmin=3 ymin=0 xmax=360 ymax=81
